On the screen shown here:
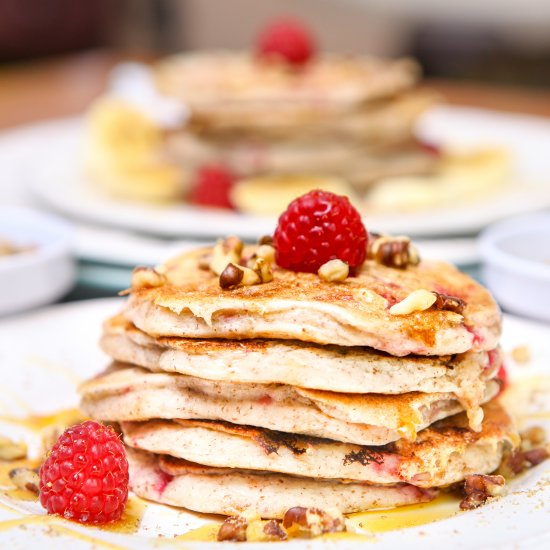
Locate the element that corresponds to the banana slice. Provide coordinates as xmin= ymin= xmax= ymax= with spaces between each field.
xmin=84 ymin=96 xmax=186 ymax=201
xmin=231 ymin=174 xmax=360 ymax=216
xmin=86 ymin=97 xmax=164 ymax=169
xmin=366 ymin=148 xmax=511 ymax=212
xmin=86 ymin=162 xmax=188 ymax=202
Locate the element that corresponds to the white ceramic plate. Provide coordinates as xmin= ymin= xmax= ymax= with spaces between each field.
xmin=25 ymin=106 xmax=550 ymax=240
xmin=0 ymin=298 xmax=549 ymax=549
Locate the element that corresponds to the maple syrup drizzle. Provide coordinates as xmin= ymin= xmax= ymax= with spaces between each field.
xmin=346 ymin=493 xmax=460 ymax=535
xmin=0 ymin=408 xmax=85 ymax=433
xmin=0 ymin=516 xmax=125 ymax=549
xmin=168 ymin=523 xmax=220 ymax=543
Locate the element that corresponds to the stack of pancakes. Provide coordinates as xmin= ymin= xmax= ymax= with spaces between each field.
xmin=155 ymin=52 xmax=438 ymax=196
xmin=80 ymin=242 xmax=518 ymax=519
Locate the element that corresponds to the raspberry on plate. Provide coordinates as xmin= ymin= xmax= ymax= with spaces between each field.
xmin=256 ymin=18 xmax=316 ymax=66
xmin=273 ymin=190 xmax=368 ymax=273
xmin=191 ymin=164 xmax=235 ymax=209
xmin=39 ymin=420 xmax=129 ymax=524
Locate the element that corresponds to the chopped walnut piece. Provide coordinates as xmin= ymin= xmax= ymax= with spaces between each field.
xmin=282 ymin=507 xmax=346 ymax=537
xmin=511 ymin=345 xmax=531 ymax=364
xmin=460 ymin=474 xmax=505 ymax=510
xmin=220 ymin=254 xmax=274 ymax=289
xmin=497 ymin=448 xmax=521 ymax=478
xmin=389 ymin=289 xmax=437 ymax=315
xmin=256 ymin=244 xmax=276 ymax=264
xmin=217 ymin=512 xmax=288 ymax=543
xmin=262 ymin=520 xmax=288 ymax=541
xmin=0 ymin=435 xmax=27 ymax=461
xmin=246 ymin=519 xmax=288 ymax=542
xmin=432 ymin=292 xmax=466 ymax=314
xmin=258 ymin=235 xmax=274 ymax=246
xmin=523 ymin=446 xmax=550 ymax=466
xmin=504 ymin=446 xmax=550 ymax=476
xmin=130 ymin=267 xmax=167 ymax=291
xmin=318 ymin=259 xmax=349 ymax=282
xmin=249 ymin=256 xmax=274 ymax=284
xmin=210 ymin=236 xmax=244 ymax=276
xmin=217 ymin=515 xmax=249 ymax=542
xmin=498 ymin=426 xmax=549 ymax=478
xmin=9 ymin=467 xmax=39 ymax=495
xmin=219 ymin=263 xmax=245 ymax=289
xmin=367 ymin=234 xmax=420 ymax=269
xmin=214 ymin=235 xmax=274 ymax=289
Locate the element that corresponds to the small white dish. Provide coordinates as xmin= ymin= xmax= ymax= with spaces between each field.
xmin=479 ymin=213 xmax=550 ymax=322
xmin=0 ymin=207 xmax=75 ymax=316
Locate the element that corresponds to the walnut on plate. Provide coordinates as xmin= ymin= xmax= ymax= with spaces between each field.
xmin=459 ymin=474 xmax=505 ymax=510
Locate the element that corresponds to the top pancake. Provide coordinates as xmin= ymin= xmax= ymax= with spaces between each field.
xmin=124 ymin=245 xmax=501 ymax=356
xmin=155 ymin=52 xmax=420 ymax=126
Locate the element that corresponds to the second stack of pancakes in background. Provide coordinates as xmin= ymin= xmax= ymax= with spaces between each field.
xmin=84 ymin=18 xmax=439 ymax=208
xmin=80 ymin=189 xmax=518 ymax=537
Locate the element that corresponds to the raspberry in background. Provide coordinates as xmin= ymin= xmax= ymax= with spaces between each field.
xmin=273 ymin=190 xmax=368 ymax=273
xmin=39 ymin=420 xmax=128 ymax=524
xmin=191 ymin=164 xmax=235 ymax=209
xmin=416 ymin=139 xmax=442 ymax=157
xmin=256 ymin=18 xmax=316 ymax=66
xmin=497 ymin=363 xmax=509 ymax=394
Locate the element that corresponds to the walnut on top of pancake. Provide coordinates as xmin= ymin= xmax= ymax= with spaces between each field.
xmin=209 ymin=191 xmax=423 ymax=290
xmin=366 ymin=233 xmax=420 ymax=269
xmin=123 ymin=190 xmax=475 ymax=345
xmin=125 ymin=190 xmax=468 ymax=321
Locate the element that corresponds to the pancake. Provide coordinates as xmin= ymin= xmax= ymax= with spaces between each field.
xmin=167 ymin=133 xmax=435 ymax=193
xmin=154 ymin=52 xmax=422 ymax=132
xmin=79 ymin=364 xmax=500 ymax=445
xmin=122 ymin=400 xmax=517 ymax=488
xmin=186 ymin=91 xmax=436 ymax=144
xmin=101 ymin=316 xmax=500 ymax=405
xmin=124 ymin=245 xmax=501 ymax=356
xmin=127 ymin=447 xmax=437 ymax=518
xmin=166 ymin=92 xmax=433 ymax=169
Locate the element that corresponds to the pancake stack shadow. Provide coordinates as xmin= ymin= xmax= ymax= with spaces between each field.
xmin=79 ymin=242 xmax=518 ymax=519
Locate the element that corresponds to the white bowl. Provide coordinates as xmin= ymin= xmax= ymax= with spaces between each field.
xmin=479 ymin=213 xmax=550 ymax=322
xmin=0 ymin=207 xmax=75 ymax=316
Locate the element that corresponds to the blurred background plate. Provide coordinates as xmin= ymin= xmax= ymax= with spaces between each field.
xmin=25 ymin=105 xmax=550 ymax=241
